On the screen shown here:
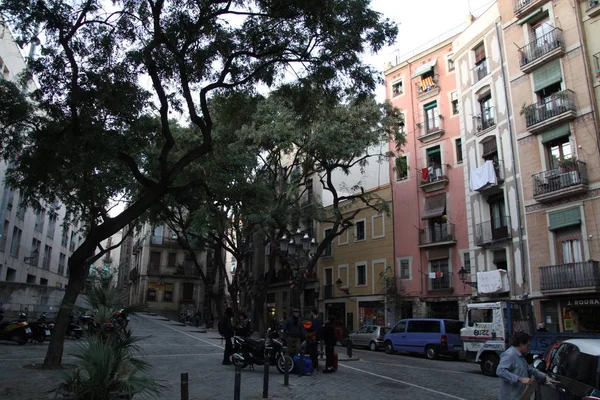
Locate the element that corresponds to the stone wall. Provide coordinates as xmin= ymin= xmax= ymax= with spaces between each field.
xmin=0 ymin=281 xmax=87 ymax=319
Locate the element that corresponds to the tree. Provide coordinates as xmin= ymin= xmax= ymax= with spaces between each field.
xmin=0 ymin=0 xmax=397 ymax=367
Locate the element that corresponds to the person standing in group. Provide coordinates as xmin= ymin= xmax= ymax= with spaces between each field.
xmin=220 ymin=308 xmax=235 ymax=365
xmin=306 ymin=309 xmax=322 ymax=373
xmin=321 ymin=316 xmax=337 ymax=373
xmin=496 ymin=332 xmax=558 ymax=399
xmin=283 ymin=308 xmax=304 ymax=356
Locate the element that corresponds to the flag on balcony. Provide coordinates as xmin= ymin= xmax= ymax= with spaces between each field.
xmin=420 ymin=76 xmax=434 ymax=91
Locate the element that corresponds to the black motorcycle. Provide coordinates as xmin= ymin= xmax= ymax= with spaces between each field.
xmin=232 ymin=328 xmax=293 ymax=373
xmin=39 ymin=312 xmax=83 ymax=339
xmin=17 ymin=312 xmax=50 ymax=343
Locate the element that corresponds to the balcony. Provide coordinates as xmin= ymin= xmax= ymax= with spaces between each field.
xmin=419 ymin=163 xmax=449 ymax=193
xmin=476 ymin=216 xmax=511 ymax=247
xmin=417 ymin=117 xmax=444 ymax=143
xmin=415 ymin=77 xmax=440 ymax=101
xmin=471 ymin=59 xmax=488 ymax=85
xmin=324 ymin=284 xmax=333 ymax=299
xmin=540 ymin=260 xmax=600 ymax=294
xmin=428 ymin=272 xmax=453 ymax=293
xmin=514 ymin=0 xmax=548 ymax=17
xmin=150 ymin=235 xmax=180 ymax=248
xmin=532 ymin=161 xmax=588 ymax=202
xmin=419 ymin=223 xmax=456 ymax=248
xmin=523 ymin=90 xmax=576 ymax=133
xmin=476 ymin=110 xmax=496 ymax=135
xmin=473 ymin=160 xmax=505 ymax=194
xmin=589 ymin=0 xmax=600 ymax=18
xmin=519 ymin=28 xmax=564 ymax=74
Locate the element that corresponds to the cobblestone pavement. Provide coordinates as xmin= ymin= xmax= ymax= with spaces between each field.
xmin=0 ymin=313 xmax=500 ymax=399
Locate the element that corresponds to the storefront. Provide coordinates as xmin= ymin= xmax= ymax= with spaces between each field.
xmin=560 ymin=296 xmax=600 ymax=333
xmin=358 ymin=301 xmax=385 ymax=326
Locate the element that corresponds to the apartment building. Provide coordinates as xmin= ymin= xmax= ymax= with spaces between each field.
xmin=317 ymin=185 xmax=393 ymax=330
xmin=499 ymin=0 xmax=600 ymax=333
xmin=452 ymin=5 xmax=525 ymax=303
xmin=384 ymin=35 xmax=471 ymax=321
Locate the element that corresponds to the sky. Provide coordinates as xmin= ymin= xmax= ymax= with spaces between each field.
xmin=364 ymin=0 xmax=496 ymax=101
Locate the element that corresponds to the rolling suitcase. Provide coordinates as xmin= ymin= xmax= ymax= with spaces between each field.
xmin=332 ymin=352 xmax=338 ymax=372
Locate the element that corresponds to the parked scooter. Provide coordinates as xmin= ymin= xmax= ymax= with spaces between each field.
xmin=39 ymin=312 xmax=83 ymax=339
xmin=232 ymin=328 xmax=293 ymax=373
xmin=0 ymin=306 xmax=31 ymax=345
xmin=110 ymin=309 xmax=129 ymax=332
xmin=17 ymin=311 xmax=51 ymax=343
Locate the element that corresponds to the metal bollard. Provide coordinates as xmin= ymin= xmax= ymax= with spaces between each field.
xmin=346 ymin=337 xmax=352 ymax=358
xmin=181 ymin=372 xmax=189 ymax=400
xmin=263 ymin=349 xmax=270 ymax=398
xmin=284 ymin=346 xmax=289 ymax=386
xmin=233 ymin=354 xmax=244 ymax=400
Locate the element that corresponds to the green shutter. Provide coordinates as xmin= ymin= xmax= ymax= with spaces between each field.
xmin=424 ymin=101 xmax=437 ymax=111
xmin=517 ymin=8 xmax=546 ymax=25
xmin=427 ymin=147 xmax=441 ymax=155
xmin=533 ymin=60 xmax=562 ymax=92
xmin=541 ymin=124 xmax=571 ymax=143
xmin=548 ymin=207 xmax=581 ymax=231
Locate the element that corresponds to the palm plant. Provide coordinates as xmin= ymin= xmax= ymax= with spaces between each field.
xmin=52 ymin=331 xmax=164 ymax=399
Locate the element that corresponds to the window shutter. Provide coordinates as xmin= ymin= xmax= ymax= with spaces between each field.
xmin=424 ymin=101 xmax=437 ymax=111
xmin=548 ymin=207 xmax=581 ymax=231
xmin=533 ymin=60 xmax=562 ymax=92
xmin=474 ymin=44 xmax=486 ymax=63
xmin=482 ymin=138 xmax=498 ymax=157
xmin=541 ymin=124 xmax=570 ymax=143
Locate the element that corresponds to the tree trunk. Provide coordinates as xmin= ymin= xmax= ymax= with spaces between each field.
xmin=43 ymin=259 xmax=88 ymax=367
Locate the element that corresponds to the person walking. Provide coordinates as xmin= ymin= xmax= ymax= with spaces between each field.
xmin=496 ymin=332 xmax=558 ymax=399
xmin=306 ymin=309 xmax=322 ymax=373
xmin=283 ymin=308 xmax=304 ymax=356
xmin=321 ymin=316 xmax=337 ymax=373
xmin=220 ymin=308 xmax=235 ymax=365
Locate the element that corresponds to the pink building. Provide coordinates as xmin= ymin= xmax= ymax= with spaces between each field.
xmin=384 ymin=36 xmax=472 ymax=320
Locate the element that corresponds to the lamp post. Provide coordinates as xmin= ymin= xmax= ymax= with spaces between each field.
xmin=458 ymin=267 xmax=477 ymax=289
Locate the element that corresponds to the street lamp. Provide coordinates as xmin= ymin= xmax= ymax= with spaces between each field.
xmin=335 ymin=278 xmax=350 ymax=295
xmin=278 ymin=229 xmax=319 ymax=300
xmin=458 ymin=267 xmax=477 ymax=289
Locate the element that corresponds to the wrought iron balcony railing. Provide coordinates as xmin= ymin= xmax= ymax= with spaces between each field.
xmin=519 ymin=28 xmax=563 ymax=68
xmin=524 ymin=90 xmax=576 ymax=128
xmin=514 ymin=0 xmax=537 ymax=14
xmin=472 ymin=59 xmax=488 ymax=84
xmin=476 ymin=216 xmax=511 ymax=246
xmin=429 ymin=272 xmax=452 ymax=291
xmin=419 ymin=223 xmax=456 ymax=246
xmin=532 ymin=161 xmax=588 ymax=197
xmin=421 ymin=163 xmax=447 ymax=184
xmin=540 ymin=260 xmax=600 ymax=291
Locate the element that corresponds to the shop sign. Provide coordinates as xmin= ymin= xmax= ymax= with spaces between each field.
xmin=564 ymin=298 xmax=600 ymax=307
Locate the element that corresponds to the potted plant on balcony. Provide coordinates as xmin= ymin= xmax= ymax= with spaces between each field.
xmin=558 ymin=156 xmax=578 ymax=172
xmin=519 ymin=103 xmax=537 ymax=120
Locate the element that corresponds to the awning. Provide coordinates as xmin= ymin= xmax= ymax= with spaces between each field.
xmin=422 ymin=193 xmax=446 ymax=220
xmin=411 ymin=59 xmax=437 ymax=79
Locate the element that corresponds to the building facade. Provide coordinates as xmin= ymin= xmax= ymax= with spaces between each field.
xmin=498 ymin=0 xmax=600 ymax=333
xmin=318 ymin=185 xmax=394 ymax=330
xmin=384 ymin=36 xmax=471 ymax=321
xmin=452 ymin=4 xmax=526 ymax=303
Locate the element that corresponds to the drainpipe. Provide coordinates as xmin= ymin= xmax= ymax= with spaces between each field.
xmin=494 ymin=21 xmax=528 ymax=292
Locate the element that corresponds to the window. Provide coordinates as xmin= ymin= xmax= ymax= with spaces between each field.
xmin=531 ymin=17 xmax=553 ymax=45
xmin=58 ymin=253 xmax=66 ymax=276
xmin=371 ymin=214 xmax=384 ymax=238
xmin=6 ymin=267 xmax=16 ymax=282
xmin=463 ymin=252 xmax=471 ymax=273
xmin=391 ymin=321 xmax=406 ymax=333
xmin=163 ymin=283 xmax=174 ymax=302
xmin=61 ymin=229 xmax=69 ymax=247
xmin=323 ymin=228 xmax=332 ymax=256
xmin=69 ymin=231 xmax=76 ymax=252
xmin=399 ymin=258 xmax=410 ymax=279
xmin=407 ymin=320 xmax=441 ymax=333
xmin=182 ymin=282 xmax=194 ymax=301
xmin=147 ymin=283 xmax=158 ymax=302
xmin=6 ymin=188 xmax=14 ymax=210
xmin=399 ymin=111 xmax=406 ymax=134
xmin=395 ymin=156 xmax=408 ymax=181
xmin=10 ymin=226 xmax=22 ymax=258
xmin=489 ymin=194 xmax=509 ymax=241
xmin=40 ymin=278 xmax=48 ymax=286
xmin=473 ymin=42 xmax=488 ymax=83
xmin=451 ymin=92 xmax=459 ymax=115
xmin=0 ymin=220 xmax=9 ymax=252
xmin=430 ymin=259 xmax=451 ymax=290
xmin=392 ymin=79 xmax=403 ymax=96
xmin=456 ymin=139 xmax=463 ymax=163
xmin=546 ymin=135 xmax=573 ymax=170
xmin=354 ymin=220 xmax=366 ymax=241
xmin=555 ymin=227 xmax=583 ymax=264
xmin=594 ymin=52 xmax=600 ymax=76
xmin=356 ymin=263 xmax=367 ymax=286
xmin=426 ymin=146 xmax=443 ymax=181
xmin=447 ymin=54 xmax=455 ymax=72
xmin=478 ymin=93 xmax=495 ymax=130
xmin=149 ymin=251 xmax=161 ymax=272
xmin=424 ymin=101 xmax=440 ymax=133
xmin=168 ymin=252 xmax=177 ymax=268
xmin=43 ymin=245 xmax=52 ymax=270
xmin=338 ymin=229 xmax=349 ymax=245
xmin=27 ymin=274 xmax=36 ymax=284
xmin=28 ymin=238 xmax=41 ymax=266
xmin=34 ymin=209 xmax=46 ymax=233
xmin=469 ymin=308 xmax=494 ymax=324
xmin=16 ymin=204 xmax=26 ymax=220
xmin=47 ymin=213 xmax=57 ymax=239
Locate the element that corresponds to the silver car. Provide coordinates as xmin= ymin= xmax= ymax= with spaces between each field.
xmin=348 ymin=325 xmax=388 ymax=351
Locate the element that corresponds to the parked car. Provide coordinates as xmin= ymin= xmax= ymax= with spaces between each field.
xmin=347 ymin=325 xmax=388 ymax=351
xmin=384 ymin=318 xmax=463 ymax=360
xmin=534 ymin=338 xmax=600 ymax=400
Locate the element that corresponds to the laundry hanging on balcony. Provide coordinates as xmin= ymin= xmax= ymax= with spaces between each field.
xmin=476 ymin=269 xmax=510 ymax=294
xmin=469 ymin=160 xmax=497 ymax=191
xmin=428 ymin=271 xmax=444 ymax=279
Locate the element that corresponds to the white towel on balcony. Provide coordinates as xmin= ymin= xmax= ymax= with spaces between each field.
xmin=469 ymin=160 xmax=498 ymax=191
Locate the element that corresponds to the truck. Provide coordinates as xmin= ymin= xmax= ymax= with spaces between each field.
xmin=461 ymin=301 xmax=600 ymax=377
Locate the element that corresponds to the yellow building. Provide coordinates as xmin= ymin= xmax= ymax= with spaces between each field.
xmin=317 ymin=185 xmax=394 ymax=331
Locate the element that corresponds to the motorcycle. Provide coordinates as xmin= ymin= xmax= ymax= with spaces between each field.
xmin=0 ymin=307 xmax=31 ymax=345
xmin=17 ymin=311 xmax=51 ymax=343
xmin=39 ymin=312 xmax=83 ymax=339
xmin=231 ymin=328 xmax=293 ymax=373
xmin=110 ymin=309 xmax=129 ymax=331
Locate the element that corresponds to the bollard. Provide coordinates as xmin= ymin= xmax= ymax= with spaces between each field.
xmin=263 ymin=350 xmax=270 ymax=398
xmin=233 ymin=354 xmax=244 ymax=400
xmin=284 ymin=346 xmax=289 ymax=386
xmin=346 ymin=337 xmax=352 ymax=358
xmin=181 ymin=372 xmax=189 ymax=400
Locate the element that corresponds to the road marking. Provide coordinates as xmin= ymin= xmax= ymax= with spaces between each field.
xmin=359 ymin=359 xmax=472 ymax=374
xmin=140 ymin=314 xmax=224 ymax=350
xmin=339 ymin=363 xmax=468 ymax=400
